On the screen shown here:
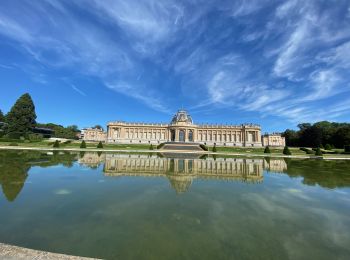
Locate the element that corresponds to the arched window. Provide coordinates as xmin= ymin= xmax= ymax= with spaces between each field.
xmin=170 ymin=130 xmax=176 ymax=141
xmin=179 ymin=130 xmax=185 ymax=142
xmin=188 ymin=130 xmax=193 ymax=142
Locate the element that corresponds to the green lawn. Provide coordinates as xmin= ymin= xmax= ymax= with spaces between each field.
xmin=0 ymin=140 xmax=151 ymax=150
xmin=0 ymin=139 xmax=348 ymax=157
xmin=208 ymin=146 xmax=307 ymax=155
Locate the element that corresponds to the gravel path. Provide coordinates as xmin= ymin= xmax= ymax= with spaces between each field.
xmin=0 ymin=243 xmax=99 ymax=260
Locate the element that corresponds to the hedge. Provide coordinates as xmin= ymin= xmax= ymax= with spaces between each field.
xmin=157 ymin=143 xmax=165 ymax=149
xmin=264 ymin=146 xmax=271 ymax=153
xmin=200 ymin=144 xmax=208 ymax=151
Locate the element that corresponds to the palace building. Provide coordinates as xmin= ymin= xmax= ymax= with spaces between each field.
xmin=107 ymin=109 xmax=262 ymax=147
xmin=261 ymin=133 xmax=286 ymax=147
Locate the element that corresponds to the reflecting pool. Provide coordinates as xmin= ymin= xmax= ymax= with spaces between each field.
xmin=0 ymin=150 xmax=350 ymax=259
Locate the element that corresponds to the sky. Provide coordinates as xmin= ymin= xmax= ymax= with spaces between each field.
xmin=0 ymin=0 xmax=350 ymax=132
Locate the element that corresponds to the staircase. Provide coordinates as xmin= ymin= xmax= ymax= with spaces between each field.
xmin=161 ymin=142 xmax=205 ymax=151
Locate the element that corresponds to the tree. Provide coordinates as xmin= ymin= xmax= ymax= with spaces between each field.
xmin=325 ymin=144 xmax=332 ymax=150
xmin=315 ymin=147 xmax=323 ymax=156
xmin=212 ymin=144 xmax=217 ymax=152
xmin=80 ymin=140 xmax=87 ymax=148
xmin=6 ymin=93 xmax=37 ymax=138
xmin=36 ymin=123 xmax=80 ymax=139
xmin=282 ymin=129 xmax=299 ymax=147
xmin=53 ymin=140 xmax=60 ymax=148
xmin=0 ymin=109 xmax=5 ymax=122
xmin=94 ymin=125 xmax=103 ymax=130
xmin=97 ymin=141 xmax=103 ymax=148
xmin=283 ymin=146 xmax=291 ymax=155
xmin=264 ymin=146 xmax=271 ymax=153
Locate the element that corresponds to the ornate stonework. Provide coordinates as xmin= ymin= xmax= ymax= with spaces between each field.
xmin=107 ymin=109 xmax=262 ymax=147
xmin=261 ymin=133 xmax=286 ymax=147
xmin=82 ymin=128 xmax=107 ymax=142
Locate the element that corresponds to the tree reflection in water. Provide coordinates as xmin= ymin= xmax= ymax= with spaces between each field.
xmin=1 ymin=151 xmax=350 ymax=201
xmin=0 ymin=151 xmax=77 ymax=202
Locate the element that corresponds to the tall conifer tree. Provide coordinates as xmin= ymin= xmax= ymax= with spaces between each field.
xmin=0 ymin=109 xmax=5 ymax=122
xmin=6 ymin=93 xmax=37 ymax=137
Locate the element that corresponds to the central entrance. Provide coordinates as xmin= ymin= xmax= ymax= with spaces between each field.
xmin=179 ymin=130 xmax=185 ymax=142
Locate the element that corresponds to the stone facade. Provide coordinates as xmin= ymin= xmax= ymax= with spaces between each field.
xmin=81 ymin=128 xmax=107 ymax=142
xmin=261 ymin=133 xmax=286 ymax=147
xmin=107 ymin=109 xmax=262 ymax=147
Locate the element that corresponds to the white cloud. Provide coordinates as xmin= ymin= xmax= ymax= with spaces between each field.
xmin=71 ymin=85 xmax=87 ymax=97
xmin=0 ymin=0 xmax=350 ymax=124
xmin=106 ymin=81 xmax=170 ymax=113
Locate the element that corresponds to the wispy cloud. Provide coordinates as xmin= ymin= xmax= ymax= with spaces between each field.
xmin=0 ymin=0 xmax=350 ymax=124
xmin=71 ymin=84 xmax=86 ymax=97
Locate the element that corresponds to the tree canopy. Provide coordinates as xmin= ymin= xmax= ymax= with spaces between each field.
xmin=36 ymin=123 xmax=80 ymax=139
xmin=6 ymin=93 xmax=37 ymax=138
xmin=0 ymin=109 xmax=5 ymax=122
xmin=283 ymin=121 xmax=350 ymax=148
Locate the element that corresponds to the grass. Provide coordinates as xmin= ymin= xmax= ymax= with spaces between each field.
xmin=0 ymin=140 xmax=150 ymax=150
xmin=0 ymin=139 xmax=349 ymax=158
xmin=208 ymin=146 xmax=307 ymax=155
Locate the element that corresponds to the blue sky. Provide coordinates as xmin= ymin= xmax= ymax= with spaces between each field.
xmin=0 ymin=0 xmax=350 ymax=132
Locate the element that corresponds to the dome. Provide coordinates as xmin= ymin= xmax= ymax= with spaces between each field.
xmin=170 ymin=109 xmax=193 ymax=125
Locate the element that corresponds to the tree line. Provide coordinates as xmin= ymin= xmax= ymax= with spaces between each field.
xmin=1 ymin=93 xmax=350 ymax=147
xmin=0 ymin=93 xmax=80 ymax=139
xmin=282 ymin=122 xmax=350 ymax=148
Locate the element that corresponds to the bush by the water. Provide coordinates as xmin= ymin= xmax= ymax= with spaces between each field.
xmin=283 ymin=146 xmax=291 ymax=155
xmin=80 ymin=140 xmax=86 ymax=148
xmin=149 ymin=144 xmax=154 ymax=150
xmin=212 ymin=144 xmax=217 ymax=152
xmin=200 ymin=144 xmax=208 ymax=151
xmin=157 ymin=143 xmax=165 ymax=149
xmin=9 ymin=142 xmax=18 ymax=146
xmin=264 ymin=146 xmax=271 ymax=153
xmin=0 ymin=137 xmax=25 ymax=143
xmin=315 ymin=147 xmax=323 ymax=156
xmin=300 ymin=147 xmax=314 ymax=154
xmin=97 ymin=141 xmax=103 ymax=148
xmin=28 ymin=133 xmax=43 ymax=142
xmin=325 ymin=144 xmax=332 ymax=150
xmin=53 ymin=140 xmax=60 ymax=148
xmin=345 ymin=145 xmax=350 ymax=153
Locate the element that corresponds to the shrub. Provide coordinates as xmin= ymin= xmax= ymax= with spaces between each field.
xmin=9 ymin=142 xmax=18 ymax=146
xmin=345 ymin=145 xmax=350 ymax=153
xmin=80 ymin=140 xmax=87 ymax=149
xmin=315 ymin=147 xmax=323 ymax=156
xmin=300 ymin=147 xmax=314 ymax=154
xmin=157 ymin=143 xmax=165 ymax=149
xmin=325 ymin=144 xmax=332 ymax=150
xmin=199 ymin=144 xmax=208 ymax=151
xmin=212 ymin=144 xmax=217 ymax=152
xmin=0 ymin=137 xmax=25 ymax=143
xmin=53 ymin=140 xmax=60 ymax=148
xmin=149 ymin=144 xmax=154 ymax=150
xmin=264 ymin=146 xmax=271 ymax=153
xmin=62 ymin=140 xmax=72 ymax=145
xmin=28 ymin=133 xmax=43 ymax=142
xmin=97 ymin=141 xmax=103 ymax=148
xmin=283 ymin=146 xmax=291 ymax=155
xmin=320 ymin=144 xmax=324 ymax=149
xmin=7 ymin=132 xmax=22 ymax=139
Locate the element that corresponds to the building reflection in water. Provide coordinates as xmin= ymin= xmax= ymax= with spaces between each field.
xmin=97 ymin=153 xmax=287 ymax=193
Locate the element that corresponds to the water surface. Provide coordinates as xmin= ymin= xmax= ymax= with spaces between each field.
xmin=0 ymin=150 xmax=350 ymax=259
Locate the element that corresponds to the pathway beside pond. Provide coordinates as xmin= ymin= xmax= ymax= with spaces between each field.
xmin=1 ymin=145 xmax=350 ymax=160
xmin=0 ymin=243 xmax=99 ymax=259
